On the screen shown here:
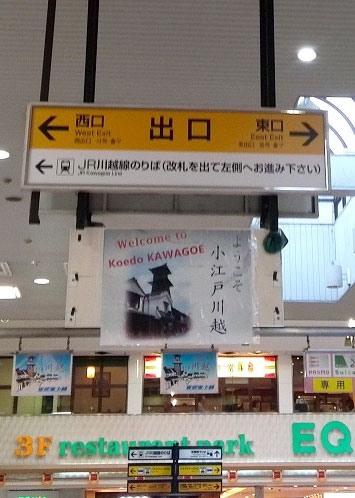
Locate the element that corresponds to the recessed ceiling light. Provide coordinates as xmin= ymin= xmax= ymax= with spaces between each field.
xmin=297 ymin=47 xmax=317 ymax=62
xmin=34 ymin=278 xmax=50 ymax=285
xmin=0 ymin=150 xmax=9 ymax=160
xmin=0 ymin=286 xmax=21 ymax=299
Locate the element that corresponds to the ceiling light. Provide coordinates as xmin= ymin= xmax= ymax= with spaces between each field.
xmin=0 ymin=150 xmax=9 ymax=160
xmin=0 ymin=286 xmax=21 ymax=299
xmin=34 ymin=278 xmax=50 ymax=285
xmin=297 ymin=47 xmax=317 ymax=62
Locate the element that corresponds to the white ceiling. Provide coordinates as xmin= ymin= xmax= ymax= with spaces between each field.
xmin=0 ymin=0 xmax=354 ymax=326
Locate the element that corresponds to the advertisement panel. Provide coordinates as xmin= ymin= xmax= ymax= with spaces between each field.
xmin=101 ymin=229 xmax=252 ymax=347
xmin=160 ymin=352 xmax=218 ymax=394
xmin=11 ymin=354 xmax=72 ymax=396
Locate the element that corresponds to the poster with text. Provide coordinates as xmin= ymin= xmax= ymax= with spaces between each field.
xmin=11 ymin=353 xmax=72 ymax=396
xmin=161 ymin=351 xmax=218 ymax=394
xmin=101 ymin=229 xmax=252 ymax=347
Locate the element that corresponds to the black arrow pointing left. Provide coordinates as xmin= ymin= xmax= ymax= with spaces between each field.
xmin=39 ymin=115 xmax=69 ymax=140
xmin=289 ymin=122 xmax=318 ymax=146
xmin=36 ymin=159 xmax=53 ymax=174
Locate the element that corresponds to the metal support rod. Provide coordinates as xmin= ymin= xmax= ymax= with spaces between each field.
xmin=259 ymin=0 xmax=278 ymax=230
xmin=76 ymin=0 xmax=100 ymax=229
xmin=29 ymin=0 xmax=57 ymax=225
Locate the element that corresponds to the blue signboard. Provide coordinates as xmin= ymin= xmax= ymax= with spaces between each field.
xmin=11 ymin=353 xmax=72 ymax=396
xmin=161 ymin=351 xmax=218 ymax=394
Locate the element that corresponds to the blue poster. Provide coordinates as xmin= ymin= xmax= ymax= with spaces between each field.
xmin=161 ymin=351 xmax=218 ymax=394
xmin=11 ymin=354 xmax=72 ymax=396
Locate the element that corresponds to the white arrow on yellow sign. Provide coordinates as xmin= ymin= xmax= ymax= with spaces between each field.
xmin=23 ymin=104 xmax=329 ymax=193
xmin=178 ymin=480 xmax=222 ymax=493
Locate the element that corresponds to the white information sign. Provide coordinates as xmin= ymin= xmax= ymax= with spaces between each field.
xmin=128 ymin=448 xmax=173 ymax=460
xmin=178 ymin=447 xmax=222 ymax=460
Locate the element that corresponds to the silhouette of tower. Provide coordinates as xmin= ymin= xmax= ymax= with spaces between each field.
xmin=149 ymin=264 xmax=173 ymax=296
xmin=173 ymin=354 xmax=182 ymax=375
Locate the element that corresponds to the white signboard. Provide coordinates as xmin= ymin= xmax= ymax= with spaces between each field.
xmin=128 ymin=448 xmax=173 ymax=460
xmin=101 ymin=229 xmax=252 ymax=347
xmin=305 ymin=352 xmax=332 ymax=378
xmin=178 ymin=447 xmax=222 ymax=460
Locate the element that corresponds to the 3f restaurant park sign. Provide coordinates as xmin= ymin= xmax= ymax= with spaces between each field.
xmin=22 ymin=104 xmax=328 ymax=193
xmin=3 ymin=414 xmax=355 ymax=469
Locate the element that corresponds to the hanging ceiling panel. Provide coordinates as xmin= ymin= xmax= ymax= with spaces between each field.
xmin=95 ymin=0 xmax=260 ymax=108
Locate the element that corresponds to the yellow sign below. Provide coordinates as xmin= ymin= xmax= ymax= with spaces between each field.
xmin=178 ymin=464 xmax=222 ymax=476
xmin=312 ymin=378 xmax=353 ymax=393
xmin=178 ymin=480 xmax=222 ymax=493
xmin=127 ymin=481 xmax=172 ymax=493
xmin=128 ymin=464 xmax=172 ymax=477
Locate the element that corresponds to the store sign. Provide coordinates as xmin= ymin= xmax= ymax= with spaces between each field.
xmin=11 ymin=354 xmax=72 ymax=397
xmin=145 ymin=355 xmax=276 ymax=379
xmin=304 ymin=352 xmax=355 ymax=393
xmin=160 ymin=352 xmax=218 ymax=394
xmin=217 ymin=356 xmax=276 ymax=378
xmin=101 ymin=229 xmax=252 ymax=348
xmin=6 ymin=414 xmax=355 ymax=468
xmin=23 ymin=104 xmax=328 ymax=193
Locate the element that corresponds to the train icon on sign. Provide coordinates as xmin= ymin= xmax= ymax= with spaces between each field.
xmin=57 ymin=158 xmax=74 ymax=175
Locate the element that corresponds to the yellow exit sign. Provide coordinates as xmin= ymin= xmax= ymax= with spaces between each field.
xmin=178 ymin=464 xmax=222 ymax=476
xmin=178 ymin=480 xmax=222 ymax=493
xmin=128 ymin=464 xmax=172 ymax=477
xmin=127 ymin=481 xmax=172 ymax=493
xmin=23 ymin=104 xmax=328 ymax=193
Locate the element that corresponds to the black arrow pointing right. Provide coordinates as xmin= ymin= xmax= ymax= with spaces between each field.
xmin=35 ymin=159 xmax=53 ymax=174
xmin=39 ymin=115 xmax=69 ymax=140
xmin=289 ymin=122 xmax=318 ymax=146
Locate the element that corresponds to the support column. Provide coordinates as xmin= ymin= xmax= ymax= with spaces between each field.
xmin=254 ymin=486 xmax=265 ymax=498
xmin=277 ymin=354 xmax=294 ymax=413
xmin=127 ymin=353 xmax=144 ymax=414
